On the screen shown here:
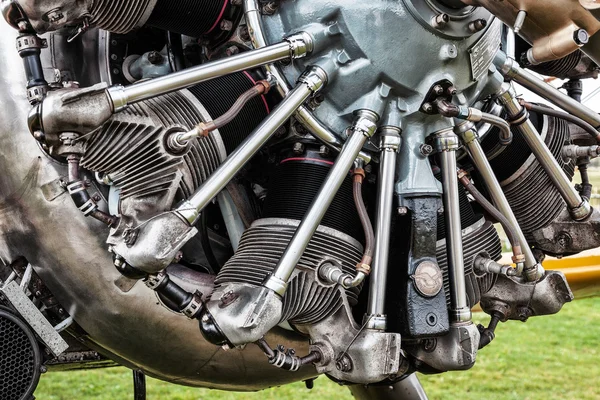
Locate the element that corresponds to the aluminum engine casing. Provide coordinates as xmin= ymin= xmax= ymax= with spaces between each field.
xmin=262 ymin=0 xmax=501 ymax=134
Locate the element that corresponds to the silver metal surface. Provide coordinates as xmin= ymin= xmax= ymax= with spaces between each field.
xmin=217 ymin=191 xmax=245 ymax=252
xmin=266 ymin=112 xmax=378 ymax=294
xmin=109 ymin=36 xmax=311 ymax=111
xmin=1 ymin=280 xmax=69 ymax=356
xmin=494 ymin=52 xmax=600 ymax=129
xmin=436 ymin=128 xmax=471 ymax=323
xmin=366 ymin=131 xmax=400 ymax=328
xmin=177 ymin=67 xmax=325 ymax=223
xmin=495 ymin=82 xmax=590 ymax=220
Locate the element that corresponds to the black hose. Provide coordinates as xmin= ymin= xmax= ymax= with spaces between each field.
xmin=520 ymin=100 xmax=600 ymax=142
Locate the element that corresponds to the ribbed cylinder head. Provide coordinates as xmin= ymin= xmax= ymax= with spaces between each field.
xmin=89 ymin=0 xmax=155 ymax=34
xmin=214 ymin=218 xmax=364 ymax=326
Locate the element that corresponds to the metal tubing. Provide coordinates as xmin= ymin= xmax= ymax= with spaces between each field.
xmin=108 ymin=39 xmax=304 ymax=111
xmin=243 ymin=0 xmax=372 ymax=164
xmin=265 ymin=112 xmax=379 ymax=295
xmin=436 ymin=129 xmax=471 ymax=322
xmin=494 ymin=52 xmax=600 ymax=129
xmin=176 ymin=67 xmax=327 ymax=223
xmin=496 ymin=83 xmax=591 ymax=221
xmin=457 ymin=123 xmax=540 ymax=280
xmin=366 ymin=132 xmax=400 ymax=327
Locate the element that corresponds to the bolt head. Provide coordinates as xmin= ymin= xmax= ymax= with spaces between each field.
xmin=397 ymin=206 xmax=409 ymax=216
xmin=292 ymin=142 xmax=305 ymax=155
xmin=574 ymin=29 xmax=589 ymax=46
xmin=420 ymin=143 xmax=434 ymax=156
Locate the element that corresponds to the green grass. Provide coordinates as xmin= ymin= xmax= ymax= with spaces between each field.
xmin=35 ymin=297 xmax=600 ymax=400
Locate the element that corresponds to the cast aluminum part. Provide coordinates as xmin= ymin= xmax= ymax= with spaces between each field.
xmin=455 ymin=122 xmax=540 ymax=280
xmin=264 ymin=111 xmax=379 ymax=296
xmin=365 ymin=130 xmax=401 ymax=330
xmin=480 ymin=271 xmax=574 ymax=322
xmin=495 ymin=82 xmax=592 ymax=221
xmin=435 ymin=128 xmax=471 ymax=323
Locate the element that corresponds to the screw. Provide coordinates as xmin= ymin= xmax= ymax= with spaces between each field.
xmin=573 ymin=29 xmax=590 ymax=46
xmin=431 ymin=13 xmax=449 ymax=29
xmin=468 ymin=19 xmax=487 ymax=33
xmin=293 ymin=142 xmax=305 ymax=155
xmin=225 ymin=46 xmax=239 ymax=56
xmin=147 ymin=51 xmax=163 ymax=64
xmin=420 ymin=143 xmax=434 ymax=156
xmin=556 ymin=232 xmax=572 ymax=248
xmin=220 ymin=19 xmax=234 ymax=31
xmin=422 ymin=102 xmax=434 ymax=113
xmin=397 ymin=206 xmax=409 ymax=216
xmin=335 ymin=355 xmax=353 ymax=372
xmin=110 ymin=54 xmax=118 ymax=61
xmin=433 ymin=85 xmax=444 ymax=95
xmin=92 ymin=194 xmax=101 ymax=202
xmin=239 ymin=25 xmax=250 ymax=41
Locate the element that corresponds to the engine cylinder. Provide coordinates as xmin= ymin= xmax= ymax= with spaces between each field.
xmin=146 ymin=0 xmax=232 ymax=38
xmin=480 ymin=110 xmax=575 ymax=243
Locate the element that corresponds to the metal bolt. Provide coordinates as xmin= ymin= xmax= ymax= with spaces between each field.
xmin=431 ymin=13 xmax=449 ymax=29
xmin=110 ymin=54 xmax=118 ymax=61
xmin=573 ymin=29 xmax=590 ymax=46
xmin=239 ymin=25 xmax=250 ymax=41
xmin=220 ymin=19 xmax=234 ymax=31
xmin=556 ymin=232 xmax=572 ymax=248
xmin=319 ymin=145 xmax=330 ymax=157
xmin=147 ymin=51 xmax=163 ymax=64
xmin=45 ymin=9 xmax=64 ymax=23
xmin=92 ymin=194 xmax=101 ymax=202
xmin=420 ymin=143 xmax=434 ymax=156
xmin=335 ymin=355 xmax=353 ymax=372
xmin=422 ymin=102 xmax=434 ymax=113
xmin=517 ymin=307 xmax=532 ymax=322
xmin=293 ymin=142 xmax=305 ymax=155
xmin=468 ymin=19 xmax=487 ymax=33
xmin=397 ymin=206 xmax=409 ymax=216
xmin=447 ymin=86 xmax=457 ymax=96
xmin=225 ymin=46 xmax=239 ymax=56
xmin=262 ymin=2 xmax=279 ymax=15
xmin=433 ymin=85 xmax=444 ymax=95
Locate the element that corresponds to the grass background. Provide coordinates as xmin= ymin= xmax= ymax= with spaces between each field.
xmin=34 ymin=297 xmax=600 ymax=400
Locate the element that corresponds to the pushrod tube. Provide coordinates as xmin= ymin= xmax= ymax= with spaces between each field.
xmin=496 ymin=83 xmax=591 ymax=221
xmin=264 ymin=111 xmax=379 ymax=296
xmin=456 ymin=123 xmax=540 ymax=281
xmin=243 ymin=0 xmax=371 ymax=164
xmin=365 ymin=130 xmax=401 ymax=329
xmin=107 ymin=35 xmax=311 ymax=111
xmin=494 ymin=52 xmax=600 ymax=129
xmin=436 ymin=128 xmax=470 ymax=323
xmin=175 ymin=67 xmax=327 ymax=224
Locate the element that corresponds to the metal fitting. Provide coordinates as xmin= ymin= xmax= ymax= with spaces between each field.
xmin=570 ymin=199 xmax=592 ymax=221
xmin=285 ymin=31 xmax=314 ymax=59
xmin=145 ymin=272 xmax=168 ymax=290
xmin=351 ymin=111 xmax=379 ymax=139
xmin=434 ymin=128 xmax=460 ymax=152
xmin=263 ymin=274 xmax=288 ymax=297
xmin=381 ymin=134 xmax=401 ymax=151
xmin=297 ymin=66 xmax=328 ymax=93
xmin=562 ymin=145 xmax=600 ymax=160
xmin=473 ymin=256 xmax=517 ymax=277
xmin=106 ymin=85 xmax=128 ymax=113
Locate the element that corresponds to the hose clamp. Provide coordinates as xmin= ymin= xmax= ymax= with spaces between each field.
xmin=145 ymin=272 xmax=168 ymax=290
xmin=182 ymin=291 xmax=204 ymax=319
xmin=16 ymin=34 xmax=47 ymax=52
xmin=298 ymin=66 xmax=328 ymax=93
xmin=434 ymin=128 xmax=460 ymax=152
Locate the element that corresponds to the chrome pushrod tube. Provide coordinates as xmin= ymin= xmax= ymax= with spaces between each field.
xmin=365 ymin=130 xmax=401 ymax=330
xmin=264 ymin=111 xmax=379 ymax=296
xmin=436 ymin=128 xmax=471 ymax=323
xmin=494 ymin=52 xmax=600 ymax=129
xmin=496 ymin=83 xmax=591 ymax=221
xmin=107 ymin=36 xmax=311 ymax=111
xmin=176 ymin=67 xmax=327 ymax=223
xmin=456 ymin=123 xmax=541 ymax=281
xmin=243 ymin=0 xmax=371 ymax=164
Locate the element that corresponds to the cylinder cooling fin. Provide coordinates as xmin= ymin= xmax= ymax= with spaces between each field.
xmin=0 ymin=307 xmax=42 ymax=400
xmin=214 ymin=218 xmax=364 ymax=326
xmin=480 ymin=110 xmax=575 ymax=242
xmin=146 ymin=0 xmax=232 ymax=38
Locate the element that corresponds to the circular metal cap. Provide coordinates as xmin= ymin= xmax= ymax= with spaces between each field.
xmin=412 ymin=261 xmax=443 ymax=298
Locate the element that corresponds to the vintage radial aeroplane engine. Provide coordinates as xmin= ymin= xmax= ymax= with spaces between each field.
xmin=1 ymin=0 xmax=598 ymax=397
